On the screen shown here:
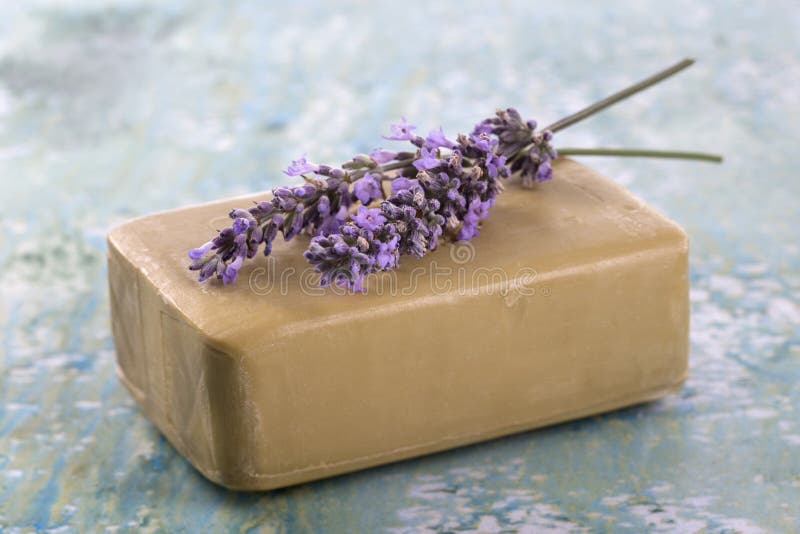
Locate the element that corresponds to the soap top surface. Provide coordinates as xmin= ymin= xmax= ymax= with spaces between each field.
xmin=108 ymin=158 xmax=686 ymax=349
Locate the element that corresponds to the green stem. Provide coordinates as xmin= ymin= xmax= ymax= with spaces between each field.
xmin=349 ymin=158 xmax=415 ymax=181
xmin=557 ymin=147 xmax=722 ymax=163
xmin=544 ymin=58 xmax=695 ymax=133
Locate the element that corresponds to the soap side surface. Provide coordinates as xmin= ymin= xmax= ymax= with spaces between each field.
xmin=107 ymin=158 xmax=689 ymax=490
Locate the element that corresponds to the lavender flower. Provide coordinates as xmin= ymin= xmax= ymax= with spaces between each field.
xmin=304 ymin=231 xmax=374 ymax=291
xmin=390 ymin=177 xmax=419 ymax=195
xmin=383 ymin=117 xmax=417 ymax=141
xmin=468 ymin=131 xmax=496 ymax=153
xmin=191 ymin=108 xmax=550 ymax=289
xmin=189 ymin=240 xmax=214 ymax=260
xmin=353 ymin=172 xmax=383 ymax=204
xmin=380 ymin=184 xmax=445 ymax=258
xmin=369 ymin=148 xmax=398 ymax=164
xmin=457 ymin=197 xmax=493 ymax=241
xmin=351 ymin=205 xmax=386 ymax=231
xmin=188 ymin=174 xmax=354 ymax=284
xmin=478 ymin=108 xmax=556 ymax=187
xmin=316 ymin=206 xmax=348 ymax=236
xmin=222 ymin=254 xmax=245 ymax=285
xmin=418 ymin=171 xmax=465 ymax=232
xmin=284 ymin=154 xmax=320 ymax=176
xmin=485 ymin=153 xmax=509 ymax=179
xmin=425 ymin=127 xmax=457 ymax=149
xmin=412 ymin=147 xmax=441 ymax=171
xmin=375 ymin=234 xmax=400 ymax=269
xmin=304 ymin=213 xmax=401 ymax=292
xmin=232 ymin=216 xmax=251 ymax=235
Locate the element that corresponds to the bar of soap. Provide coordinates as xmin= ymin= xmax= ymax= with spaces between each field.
xmin=107 ymin=159 xmax=688 ymax=490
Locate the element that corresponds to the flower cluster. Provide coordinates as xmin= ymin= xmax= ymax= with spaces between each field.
xmin=189 ymin=109 xmax=553 ymax=290
xmin=477 ymin=108 xmax=557 ymax=188
xmin=303 ymin=206 xmax=400 ymax=291
xmin=188 ymin=171 xmax=354 ymax=284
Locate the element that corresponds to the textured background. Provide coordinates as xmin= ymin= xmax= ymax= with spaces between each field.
xmin=1 ymin=0 xmax=799 ymax=532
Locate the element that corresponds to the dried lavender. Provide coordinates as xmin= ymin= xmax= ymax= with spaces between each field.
xmin=189 ymin=58 xmax=721 ymax=289
xmin=477 ymin=108 xmax=557 ymax=188
xmin=188 ymin=169 xmax=355 ymax=284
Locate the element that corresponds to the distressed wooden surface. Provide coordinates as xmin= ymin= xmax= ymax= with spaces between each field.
xmin=1 ymin=1 xmax=798 ymax=532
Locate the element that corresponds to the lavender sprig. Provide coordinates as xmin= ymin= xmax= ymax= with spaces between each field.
xmin=189 ymin=58 xmax=722 ymax=289
xmin=188 ymin=167 xmax=353 ymax=284
xmin=187 ymin=146 xmax=422 ymax=285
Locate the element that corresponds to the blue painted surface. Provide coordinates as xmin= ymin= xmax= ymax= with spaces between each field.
xmin=1 ymin=0 xmax=798 ymax=531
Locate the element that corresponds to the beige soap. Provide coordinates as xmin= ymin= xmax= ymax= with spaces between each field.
xmin=107 ymin=158 xmax=689 ymax=490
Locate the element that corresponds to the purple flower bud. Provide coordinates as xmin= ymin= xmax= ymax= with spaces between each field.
xmin=263 ymin=222 xmax=279 ymax=255
xmin=457 ymin=198 xmax=493 ymax=240
xmin=351 ymin=205 xmax=386 ymax=231
xmin=317 ymin=195 xmax=330 ymax=216
xmin=250 ymin=226 xmax=264 ymax=244
xmin=536 ymin=160 xmax=553 ymax=182
xmin=413 ymin=146 xmax=441 ymax=171
xmin=333 ymin=241 xmax=349 ymax=255
xmin=222 ymin=254 xmax=244 ymax=285
xmin=293 ymin=184 xmax=316 ymax=197
xmin=471 ymin=123 xmax=493 ymax=136
xmin=390 ymin=177 xmax=419 ymax=195
xmin=457 ymin=222 xmax=478 ymax=241
xmin=232 ymin=217 xmax=251 ymax=235
xmin=317 ymin=205 xmax=347 ymax=235
xmin=188 ymin=240 xmax=214 ymax=260
xmin=283 ymin=206 xmax=305 ymax=240
xmin=369 ymin=148 xmax=398 ymax=164
xmin=197 ymin=257 xmax=219 ymax=282
xmin=469 ymin=132 xmax=496 ymax=153
xmin=485 ymin=153 xmax=509 ymax=179
xmin=284 ymin=154 xmax=320 ymax=176
xmin=229 ymin=208 xmax=254 ymax=221
xmin=383 ymin=117 xmax=417 ymax=141
xmin=375 ymin=235 xmax=400 ymax=269
xmin=353 ymin=172 xmax=383 ymax=204
xmin=275 ymin=195 xmax=297 ymax=211
xmin=352 ymin=154 xmax=375 ymax=166
xmin=425 ymin=127 xmax=456 ymax=149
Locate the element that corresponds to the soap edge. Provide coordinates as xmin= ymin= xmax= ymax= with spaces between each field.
xmin=570 ymin=160 xmax=689 ymax=243
xmin=109 ymin=229 xmax=261 ymax=482
xmin=107 ymin=223 xmax=238 ymax=359
xmin=171 ymin=373 xmax=687 ymax=491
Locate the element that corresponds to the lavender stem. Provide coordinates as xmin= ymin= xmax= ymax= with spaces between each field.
xmin=544 ymin=58 xmax=696 ymax=133
xmin=557 ymin=147 xmax=722 ymax=163
xmin=349 ymin=158 xmax=416 ymax=181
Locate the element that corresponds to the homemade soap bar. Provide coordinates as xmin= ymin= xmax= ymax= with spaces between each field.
xmin=107 ymin=159 xmax=688 ymax=490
